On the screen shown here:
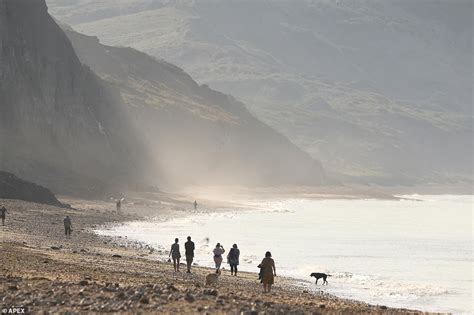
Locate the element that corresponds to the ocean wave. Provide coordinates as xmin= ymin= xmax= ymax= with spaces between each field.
xmin=326 ymin=271 xmax=450 ymax=298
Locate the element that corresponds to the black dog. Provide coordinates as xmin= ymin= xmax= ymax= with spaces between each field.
xmin=310 ymin=272 xmax=331 ymax=285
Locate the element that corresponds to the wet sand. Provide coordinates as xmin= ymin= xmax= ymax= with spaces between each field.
xmin=0 ymin=195 xmax=426 ymax=314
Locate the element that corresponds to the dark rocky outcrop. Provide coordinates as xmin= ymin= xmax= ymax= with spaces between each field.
xmin=0 ymin=171 xmax=67 ymax=207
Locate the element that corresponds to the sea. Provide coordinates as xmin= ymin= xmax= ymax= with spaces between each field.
xmin=96 ymin=195 xmax=473 ymax=314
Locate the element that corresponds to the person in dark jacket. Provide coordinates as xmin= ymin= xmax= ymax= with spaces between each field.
xmin=116 ymin=199 xmax=122 ymax=214
xmin=0 ymin=205 xmax=7 ymax=226
xmin=227 ymin=244 xmax=240 ymax=276
xmin=185 ymin=236 xmax=195 ymax=273
xmin=64 ymin=215 xmax=72 ymax=238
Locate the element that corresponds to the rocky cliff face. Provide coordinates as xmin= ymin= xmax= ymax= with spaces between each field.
xmin=63 ymin=29 xmax=326 ymax=186
xmin=0 ymin=0 xmax=150 ymax=195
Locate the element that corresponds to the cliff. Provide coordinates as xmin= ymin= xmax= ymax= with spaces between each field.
xmin=0 ymin=0 xmax=151 ymax=196
xmin=0 ymin=0 xmax=326 ymax=193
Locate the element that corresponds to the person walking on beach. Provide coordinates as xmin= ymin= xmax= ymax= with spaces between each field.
xmin=0 ymin=205 xmax=7 ymax=226
xmin=193 ymin=200 xmax=197 ymax=210
xmin=185 ymin=236 xmax=195 ymax=273
xmin=213 ymin=243 xmax=225 ymax=273
xmin=169 ymin=238 xmax=181 ymax=272
xmin=63 ymin=215 xmax=72 ymax=238
xmin=260 ymin=251 xmax=276 ymax=293
xmin=116 ymin=199 xmax=122 ymax=214
xmin=227 ymin=243 xmax=240 ymax=276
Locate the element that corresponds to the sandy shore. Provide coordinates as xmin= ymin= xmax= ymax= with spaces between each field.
xmin=0 ymin=195 xmax=426 ymax=314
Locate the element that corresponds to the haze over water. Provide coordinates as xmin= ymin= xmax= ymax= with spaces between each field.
xmin=97 ymin=195 xmax=473 ymax=313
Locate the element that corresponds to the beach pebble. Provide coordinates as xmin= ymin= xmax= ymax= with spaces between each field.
xmin=116 ymin=292 xmax=126 ymax=299
xmin=204 ymin=289 xmax=219 ymax=296
xmin=185 ymin=293 xmax=195 ymax=303
xmin=112 ymin=254 xmax=122 ymax=258
xmin=103 ymin=287 xmax=116 ymax=292
xmin=131 ymin=293 xmax=142 ymax=301
xmin=79 ymin=280 xmax=89 ymax=286
xmin=50 ymin=246 xmax=61 ymax=250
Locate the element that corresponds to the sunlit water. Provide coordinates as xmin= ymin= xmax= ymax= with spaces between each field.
xmin=96 ymin=195 xmax=473 ymax=313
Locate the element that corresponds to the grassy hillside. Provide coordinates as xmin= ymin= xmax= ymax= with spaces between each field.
xmin=63 ymin=28 xmax=326 ymax=186
xmin=47 ymin=0 xmax=473 ymax=184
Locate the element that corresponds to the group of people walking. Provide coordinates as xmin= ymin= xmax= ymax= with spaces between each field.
xmin=169 ymin=236 xmax=196 ymax=273
xmin=168 ymin=237 xmax=277 ymax=292
xmin=5 ymin=196 xmax=277 ymax=292
xmin=211 ymin=243 xmax=240 ymax=276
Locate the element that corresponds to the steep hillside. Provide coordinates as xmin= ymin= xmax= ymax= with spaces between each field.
xmin=62 ymin=29 xmax=325 ymax=186
xmin=0 ymin=0 xmax=151 ymax=196
xmin=46 ymin=0 xmax=473 ymax=184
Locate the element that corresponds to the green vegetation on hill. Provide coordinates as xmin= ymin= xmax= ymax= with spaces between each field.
xmin=47 ymin=0 xmax=473 ymax=185
xmin=63 ymin=29 xmax=326 ymax=186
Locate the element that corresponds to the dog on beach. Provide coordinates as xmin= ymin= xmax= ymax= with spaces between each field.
xmin=310 ymin=272 xmax=331 ymax=285
xmin=205 ymin=269 xmax=221 ymax=286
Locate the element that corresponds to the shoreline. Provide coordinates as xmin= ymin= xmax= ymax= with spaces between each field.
xmin=0 ymin=195 xmax=428 ymax=314
xmin=92 ymin=195 xmax=448 ymax=313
